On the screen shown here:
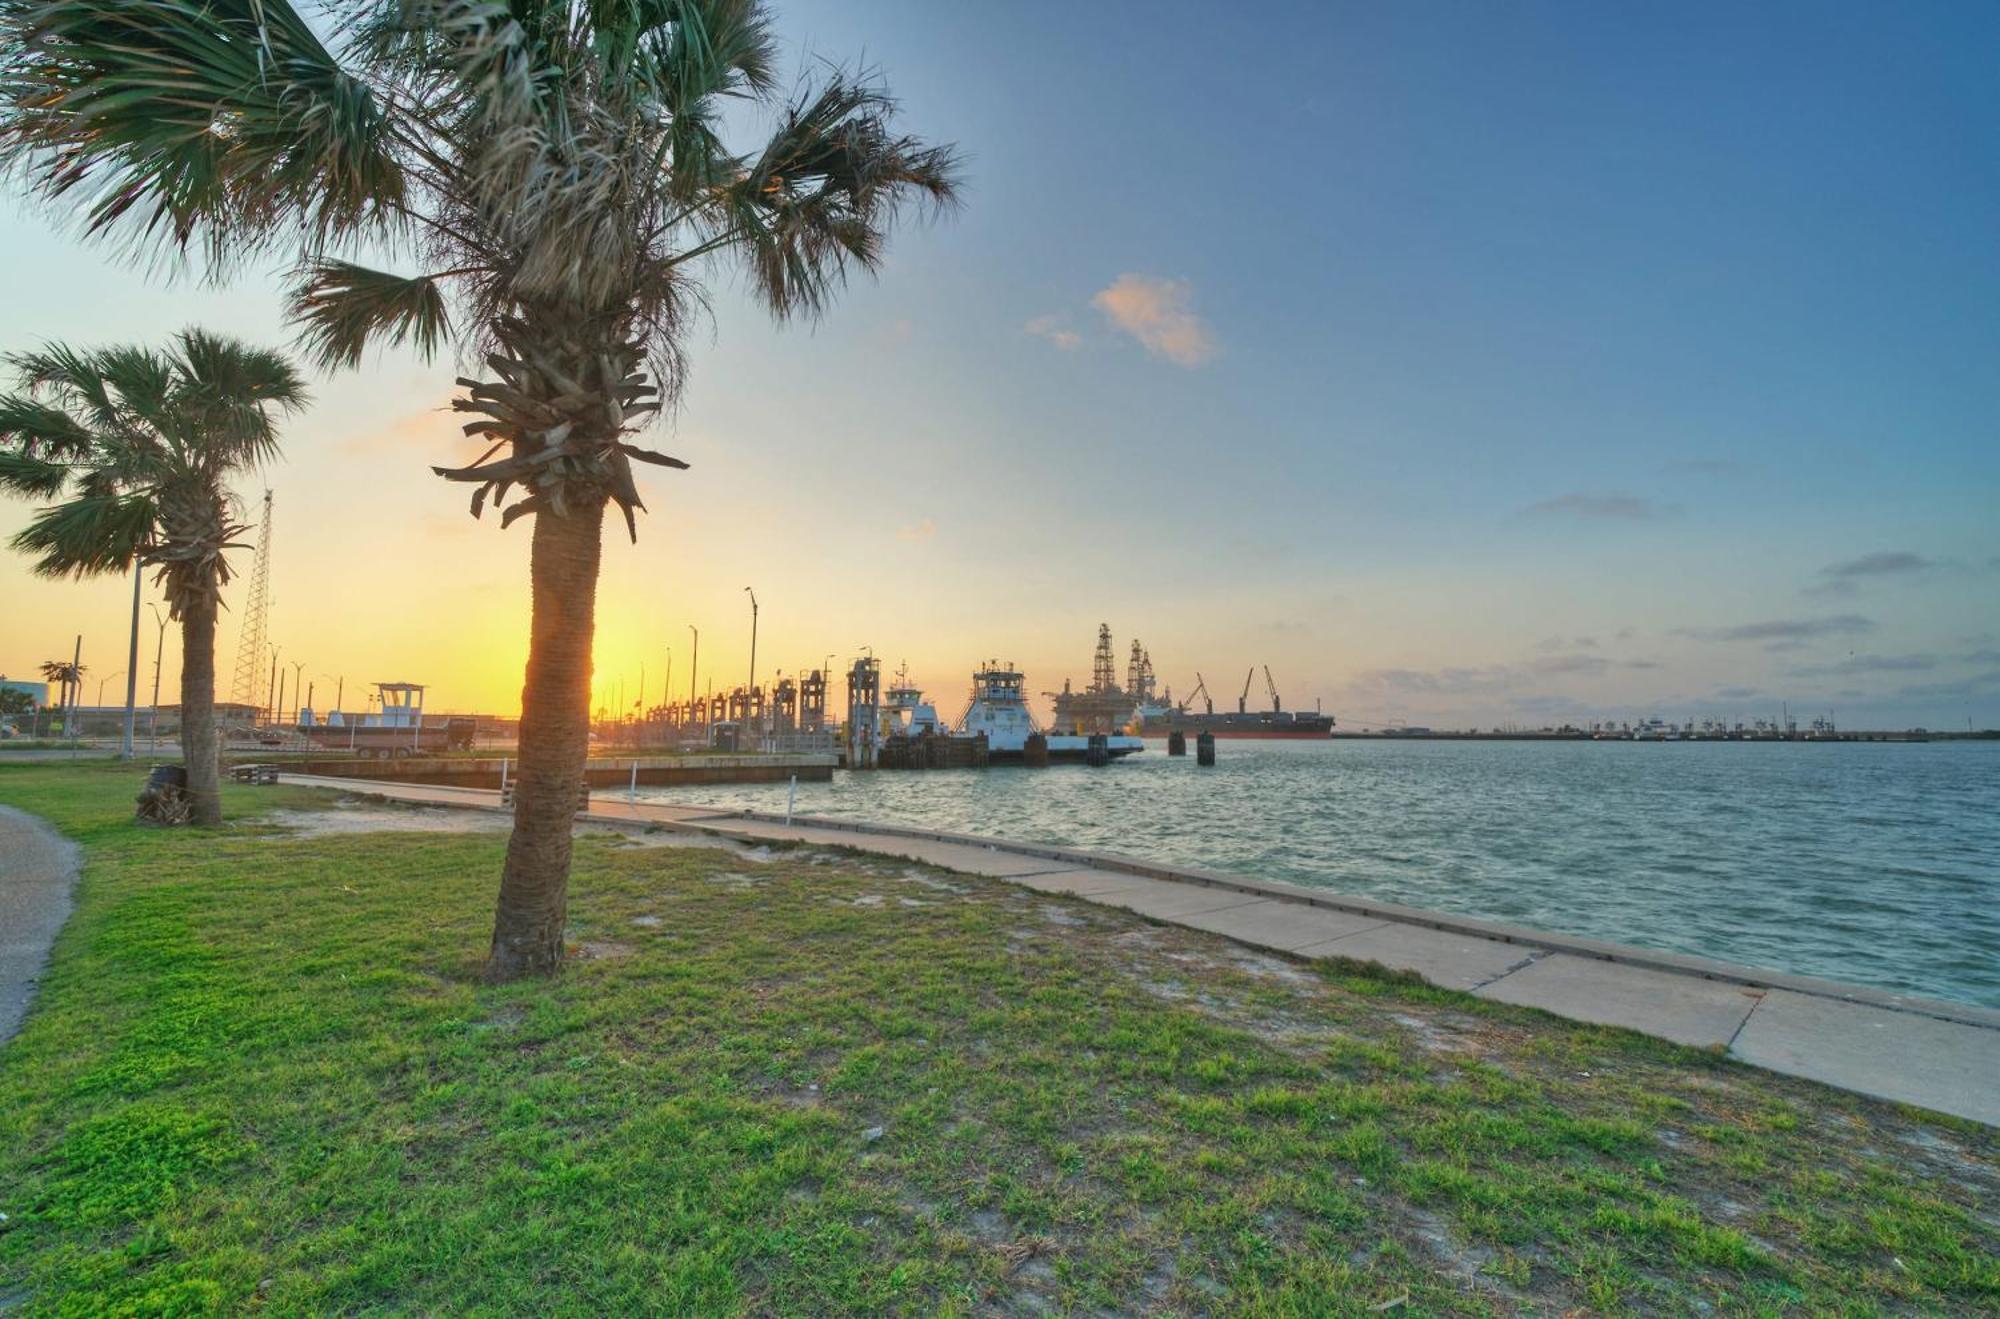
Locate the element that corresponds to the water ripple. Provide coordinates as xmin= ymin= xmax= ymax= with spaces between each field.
xmin=644 ymin=740 xmax=2000 ymax=1008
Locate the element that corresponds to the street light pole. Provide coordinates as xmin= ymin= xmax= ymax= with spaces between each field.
xmin=267 ymin=644 xmax=281 ymax=725
xmin=122 ymin=561 xmax=141 ymax=759
xmin=688 ymin=624 xmax=699 ymax=726
xmin=149 ymin=604 xmax=167 ymax=754
xmin=290 ymin=660 xmax=304 ymax=727
xmin=743 ymin=587 xmax=759 ymax=726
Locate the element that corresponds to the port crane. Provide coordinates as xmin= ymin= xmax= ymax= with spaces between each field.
xmin=1264 ymin=666 xmax=1282 ymax=714
xmin=1237 ymin=667 xmax=1255 ymax=715
xmin=1181 ymin=672 xmax=1213 ymax=716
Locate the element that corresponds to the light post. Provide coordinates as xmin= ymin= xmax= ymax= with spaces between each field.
xmin=122 ymin=561 xmax=142 ymax=759
xmin=743 ymin=586 xmax=759 ymax=731
xmin=267 ymin=644 xmax=281 ymax=725
xmin=688 ymin=624 xmax=699 ymax=729
xmin=97 ymin=670 xmax=125 ymax=708
xmin=149 ymin=604 xmax=168 ymax=753
xmin=290 ymin=660 xmax=304 ymax=727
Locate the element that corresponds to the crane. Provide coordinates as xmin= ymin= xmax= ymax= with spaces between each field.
xmin=1265 ymin=666 xmax=1282 ymax=713
xmin=1238 ymin=667 xmax=1255 ymax=715
xmin=1184 ymin=672 xmax=1212 ymax=716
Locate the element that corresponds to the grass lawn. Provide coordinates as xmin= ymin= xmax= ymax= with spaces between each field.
xmin=0 ymin=762 xmax=1994 ymax=1316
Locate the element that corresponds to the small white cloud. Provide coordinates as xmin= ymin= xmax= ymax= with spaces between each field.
xmin=1091 ymin=273 xmax=1217 ymax=367
xmin=897 ymin=517 xmax=937 ymax=542
xmin=1024 ymin=314 xmax=1081 ymax=351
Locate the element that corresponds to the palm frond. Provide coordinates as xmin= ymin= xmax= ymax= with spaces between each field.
xmin=7 ymin=343 xmax=124 ymax=433
xmin=287 ymin=260 xmax=455 ymax=369
xmin=10 ymin=489 xmax=158 ymax=578
xmin=0 ymin=0 xmax=407 ymax=262
xmin=0 ymin=394 xmax=97 ymax=460
xmin=0 ymin=448 xmax=74 ymax=498
xmin=725 ymin=70 xmax=963 ymax=319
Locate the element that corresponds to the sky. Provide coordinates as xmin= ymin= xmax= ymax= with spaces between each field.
xmin=2 ymin=0 xmax=1997 ymax=730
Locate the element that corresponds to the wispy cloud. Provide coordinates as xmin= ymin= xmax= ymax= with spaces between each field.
xmin=1805 ymin=550 xmax=1940 ymax=598
xmin=1091 ymin=273 xmax=1217 ymax=367
xmin=1659 ymin=458 xmax=1742 ymax=476
xmin=1351 ymin=653 xmax=1656 ymax=692
xmin=1821 ymin=550 xmax=1933 ymax=580
xmin=1676 ymin=615 xmax=1875 ymax=643
xmin=1023 ymin=314 xmax=1080 ymax=352
xmin=896 ymin=517 xmax=937 ymax=542
xmin=1789 ymin=653 xmax=1937 ymax=677
xmin=1522 ymin=492 xmax=1672 ymax=520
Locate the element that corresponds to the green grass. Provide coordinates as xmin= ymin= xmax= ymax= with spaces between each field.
xmin=1 ymin=762 xmax=1994 ymax=1316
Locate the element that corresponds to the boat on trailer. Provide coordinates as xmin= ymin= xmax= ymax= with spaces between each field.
xmin=298 ymin=682 xmax=474 ymax=757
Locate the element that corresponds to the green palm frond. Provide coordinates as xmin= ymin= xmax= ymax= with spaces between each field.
xmin=6 ymin=344 xmax=124 ymax=433
xmin=0 ymin=0 xmax=405 ymax=260
xmin=725 ymin=72 xmax=964 ymax=319
xmin=287 ymin=260 xmax=455 ymax=370
xmin=0 ymin=394 xmax=97 ymax=460
xmin=11 ymin=489 xmax=158 ymax=578
xmin=0 ymin=448 xmax=73 ymax=498
xmin=0 ymin=329 xmax=303 ymax=595
xmin=3 ymin=0 xmax=963 ymax=539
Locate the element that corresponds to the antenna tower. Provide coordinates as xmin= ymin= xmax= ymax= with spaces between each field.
xmin=230 ymin=490 xmax=274 ymax=714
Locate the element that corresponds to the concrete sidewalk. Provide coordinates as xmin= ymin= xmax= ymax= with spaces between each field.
xmin=0 ymin=805 xmax=81 ymax=1045
xmin=277 ymin=773 xmax=2000 ymax=1126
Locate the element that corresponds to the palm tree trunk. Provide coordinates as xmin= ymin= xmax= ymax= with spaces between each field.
xmin=180 ymin=588 xmax=223 ymax=826
xmin=487 ymin=499 xmax=605 ymax=981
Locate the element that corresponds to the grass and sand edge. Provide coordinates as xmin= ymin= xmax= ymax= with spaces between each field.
xmin=0 ymin=760 xmax=1993 ymax=1315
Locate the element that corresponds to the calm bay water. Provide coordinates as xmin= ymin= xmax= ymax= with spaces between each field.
xmin=643 ymin=739 xmax=2000 ymax=1009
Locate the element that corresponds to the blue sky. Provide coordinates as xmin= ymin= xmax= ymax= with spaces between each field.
xmin=2 ymin=0 xmax=1996 ymax=728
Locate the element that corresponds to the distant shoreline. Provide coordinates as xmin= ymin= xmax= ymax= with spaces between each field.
xmin=1316 ymin=730 xmax=1998 ymax=742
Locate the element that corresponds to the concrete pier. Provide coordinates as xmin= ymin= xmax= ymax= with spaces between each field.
xmin=275 ymin=773 xmax=2000 ymax=1127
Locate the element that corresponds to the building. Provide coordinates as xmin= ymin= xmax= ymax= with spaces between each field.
xmin=1 ymin=678 xmax=50 ymax=707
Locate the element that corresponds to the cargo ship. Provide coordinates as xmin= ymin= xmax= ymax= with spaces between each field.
xmin=1136 ymin=666 xmax=1335 ymax=739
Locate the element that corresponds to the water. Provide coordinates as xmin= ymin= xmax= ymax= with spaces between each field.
xmin=642 ymin=740 xmax=2000 ymax=1009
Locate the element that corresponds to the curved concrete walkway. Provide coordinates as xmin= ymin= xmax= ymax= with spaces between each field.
xmin=277 ymin=773 xmax=2000 ymax=1126
xmin=0 ymin=806 xmax=80 ymax=1045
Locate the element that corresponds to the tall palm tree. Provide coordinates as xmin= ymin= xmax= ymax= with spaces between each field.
xmin=0 ymin=0 xmax=961 ymax=978
xmin=37 ymin=658 xmax=83 ymax=736
xmin=0 ymin=332 xmax=308 ymax=823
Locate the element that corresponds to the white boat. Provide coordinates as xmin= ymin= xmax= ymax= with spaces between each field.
xmin=956 ymin=662 xmax=1143 ymax=762
xmin=881 ymin=666 xmax=947 ymax=738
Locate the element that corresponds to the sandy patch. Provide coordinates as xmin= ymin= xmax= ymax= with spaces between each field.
xmin=263 ymin=805 xmax=508 ymax=839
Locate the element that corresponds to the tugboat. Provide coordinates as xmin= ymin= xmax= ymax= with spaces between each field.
xmin=881 ymin=664 xmax=947 ymax=738
xmin=957 ymin=662 xmax=1143 ymax=763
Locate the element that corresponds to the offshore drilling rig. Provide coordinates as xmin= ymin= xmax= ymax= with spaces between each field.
xmin=1047 ymin=623 xmax=1152 ymax=734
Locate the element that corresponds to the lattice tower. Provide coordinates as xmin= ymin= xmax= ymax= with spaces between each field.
xmin=229 ymin=490 xmax=274 ymax=712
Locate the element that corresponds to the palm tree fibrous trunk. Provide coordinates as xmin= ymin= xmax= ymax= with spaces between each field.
xmin=487 ymin=497 xmax=605 ymax=980
xmin=179 ymin=588 xmax=223 ymax=826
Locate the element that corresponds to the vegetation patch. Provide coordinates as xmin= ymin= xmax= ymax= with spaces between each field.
xmin=1 ymin=762 xmax=1994 ymax=1315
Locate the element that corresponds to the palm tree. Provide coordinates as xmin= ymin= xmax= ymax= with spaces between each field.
xmin=0 ymin=333 xmax=308 ymax=823
xmin=0 ymin=0 xmax=961 ymax=978
xmin=37 ymin=658 xmax=83 ymax=736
